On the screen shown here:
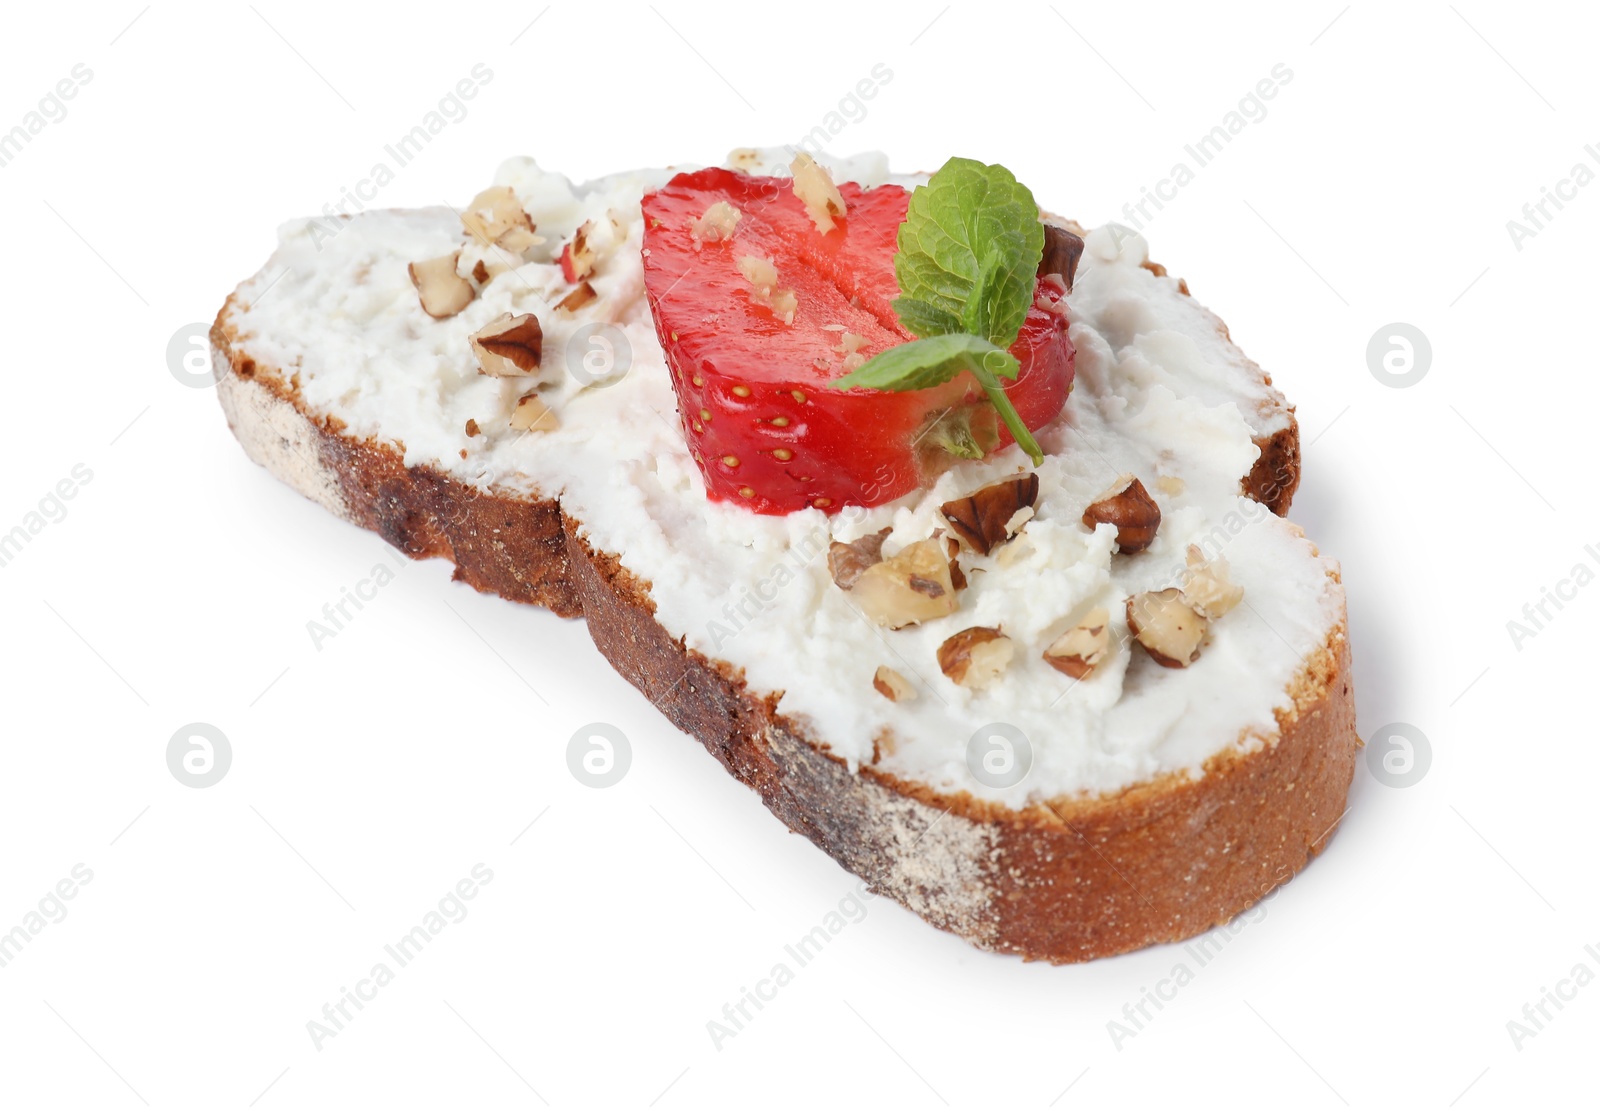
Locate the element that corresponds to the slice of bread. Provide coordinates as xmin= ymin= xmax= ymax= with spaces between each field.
xmin=213 ymin=154 xmax=1357 ymax=962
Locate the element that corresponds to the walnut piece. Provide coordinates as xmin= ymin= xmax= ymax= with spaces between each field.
xmin=828 ymin=528 xmax=891 ymax=590
xmin=692 ymin=201 xmax=742 ymax=244
xmin=849 ymin=539 xmax=960 ymax=629
xmin=1126 ymin=589 xmax=1208 ymax=668
xmin=556 ymin=281 xmax=597 ymax=313
xmin=737 ymin=255 xmax=797 ymax=324
xmin=509 ymin=392 xmax=558 ymax=433
xmin=408 ymin=253 xmax=475 ymax=319
xmin=560 ymin=221 xmax=597 ymax=282
xmin=790 ymin=152 xmax=847 ymax=234
xmin=469 ymin=313 xmax=543 ymax=377
xmin=1039 ymin=223 xmax=1086 ymax=291
xmin=1082 ymin=474 xmax=1161 ymax=553
xmin=1181 ymin=544 xmax=1245 ymax=619
xmin=942 ymin=535 xmax=968 ymax=590
xmin=1043 ymin=607 xmax=1111 ymax=679
xmin=937 ymin=627 xmax=1014 ymax=689
xmin=460 ymin=186 xmax=540 ymax=255
xmin=940 ymin=474 xmax=1040 ymax=555
xmin=872 ymin=665 xmax=916 ymax=703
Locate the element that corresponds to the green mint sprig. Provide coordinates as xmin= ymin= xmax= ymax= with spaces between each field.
xmin=829 ymin=157 xmax=1046 ymax=465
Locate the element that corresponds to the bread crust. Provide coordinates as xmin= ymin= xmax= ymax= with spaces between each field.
xmin=566 ymin=519 xmax=1355 ymax=961
xmin=212 ymin=294 xmax=581 ymax=617
xmin=211 ymin=249 xmax=1351 ymax=962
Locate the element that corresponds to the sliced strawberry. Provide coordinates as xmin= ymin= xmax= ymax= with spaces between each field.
xmin=641 ymin=167 xmax=1073 ymax=514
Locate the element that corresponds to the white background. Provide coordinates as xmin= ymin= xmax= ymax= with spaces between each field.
xmin=1 ymin=2 xmax=1595 ymax=1109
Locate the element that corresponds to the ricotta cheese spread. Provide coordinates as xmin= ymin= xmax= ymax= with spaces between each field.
xmin=233 ymin=150 xmax=1341 ymax=808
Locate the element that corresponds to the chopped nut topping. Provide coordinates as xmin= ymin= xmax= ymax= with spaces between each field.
xmin=1126 ymin=588 xmax=1208 ymax=668
xmin=828 ymin=529 xmax=892 ymax=589
xmin=471 ymin=259 xmax=490 ymax=285
xmin=556 ymin=281 xmax=597 ymax=313
xmin=849 ymin=539 xmax=960 ymax=628
xmin=692 ymin=201 xmax=742 ymax=244
xmin=1082 ymin=475 xmax=1161 ymax=553
xmin=1181 ymin=544 xmax=1245 ymax=619
xmin=464 ymin=418 xmax=481 ymax=437
xmin=1043 ymin=607 xmax=1111 ymax=680
xmin=834 ymin=332 xmax=867 ymax=372
xmin=937 ymin=627 xmax=1014 ymax=689
xmin=469 ymin=313 xmax=543 ymax=377
xmin=1039 ymin=223 xmax=1086 ymax=291
xmin=737 ymin=255 xmax=798 ymax=324
xmin=509 ymin=391 xmax=558 ymax=433
xmin=408 ymin=252 xmax=475 ymax=319
xmin=739 ymin=254 xmax=778 ymax=287
xmin=560 ymin=221 xmax=598 ymax=282
xmin=872 ymin=665 xmax=917 ymax=703
xmin=460 ymin=186 xmax=541 ymax=255
xmin=941 ymin=473 xmax=1040 ymax=555
xmin=942 ymin=535 xmax=968 ymax=590
xmin=1003 ymin=506 xmax=1035 ymax=535
xmin=790 ymin=152 xmax=848 ymax=234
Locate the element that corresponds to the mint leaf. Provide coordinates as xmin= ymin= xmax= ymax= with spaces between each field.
xmin=892 ymin=296 xmax=963 ymax=338
xmin=831 ymin=335 xmax=1044 ymax=466
xmin=830 ymin=333 xmax=1004 ymax=393
xmin=895 ymin=158 xmax=1043 ymax=348
xmin=825 ymin=157 xmax=1050 ymax=468
xmin=962 ymin=246 xmax=1006 ymax=340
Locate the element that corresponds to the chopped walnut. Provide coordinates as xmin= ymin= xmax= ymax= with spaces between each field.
xmin=408 ymin=252 xmax=475 ymax=319
xmin=849 ymin=539 xmax=960 ymax=628
xmin=460 ymin=186 xmax=541 ymax=255
xmin=510 ymin=392 xmax=558 ymax=433
xmin=737 ymin=255 xmax=798 ymax=324
xmin=828 ymin=528 xmax=892 ymax=590
xmin=1126 ymin=589 xmax=1208 ymax=668
xmin=692 ymin=201 xmax=742 ymax=244
xmin=872 ymin=665 xmax=917 ymax=703
xmin=560 ymin=221 xmax=598 ymax=282
xmin=1039 ymin=223 xmax=1086 ymax=291
xmin=938 ymin=627 xmax=1014 ymax=689
xmin=469 ymin=313 xmax=543 ymax=377
xmin=1082 ymin=475 xmax=1161 ymax=553
xmin=556 ymin=281 xmax=597 ymax=313
xmin=1181 ymin=544 xmax=1245 ymax=619
xmin=1042 ymin=607 xmax=1111 ymax=680
xmin=791 ymin=152 xmax=847 ymax=233
xmin=941 ymin=474 xmax=1040 ymax=555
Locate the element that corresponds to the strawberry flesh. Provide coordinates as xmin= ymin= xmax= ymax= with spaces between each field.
xmin=641 ymin=167 xmax=1074 ymax=514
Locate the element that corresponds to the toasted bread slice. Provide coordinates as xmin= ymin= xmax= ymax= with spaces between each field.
xmin=213 ymin=154 xmax=1356 ymax=962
